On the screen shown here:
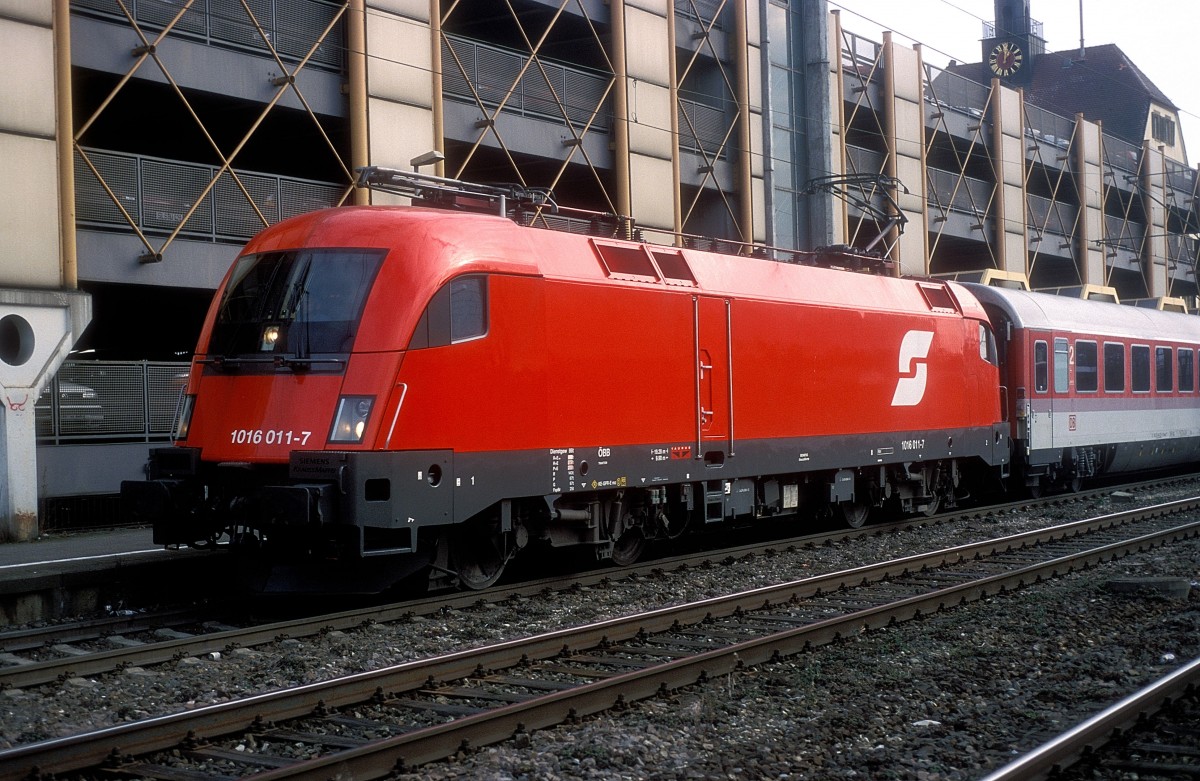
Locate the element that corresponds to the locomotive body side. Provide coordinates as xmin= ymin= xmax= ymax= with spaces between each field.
xmin=123 ymin=205 xmax=1010 ymax=592
xmin=966 ymin=284 xmax=1200 ymax=493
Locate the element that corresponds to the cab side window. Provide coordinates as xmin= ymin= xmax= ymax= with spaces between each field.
xmin=409 ymin=274 xmax=489 ymax=349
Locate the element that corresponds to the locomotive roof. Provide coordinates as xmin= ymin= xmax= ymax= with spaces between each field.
xmin=963 ymin=283 xmax=1200 ymax=343
xmin=254 ymin=205 xmax=992 ymax=321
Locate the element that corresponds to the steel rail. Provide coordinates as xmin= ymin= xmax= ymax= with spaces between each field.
xmin=225 ymin=517 xmax=1200 ymax=780
xmin=0 ymin=483 xmax=1103 ymax=689
xmin=1 ymin=498 xmax=1197 ymax=781
xmin=977 ymin=655 xmax=1200 ymax=781
xmin=0 ymin=475 xmax=1177 ymax=690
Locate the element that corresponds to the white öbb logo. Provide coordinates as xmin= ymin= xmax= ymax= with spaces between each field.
xmin=891 ymin=330 xmax=934 ymax=407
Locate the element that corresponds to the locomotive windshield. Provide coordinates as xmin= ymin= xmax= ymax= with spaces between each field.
xmin=208 ymin=248 xmax=385 ymax=361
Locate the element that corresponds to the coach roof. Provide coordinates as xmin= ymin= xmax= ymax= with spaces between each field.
xmin=964 ymin=283 xmax=1200 ymax=343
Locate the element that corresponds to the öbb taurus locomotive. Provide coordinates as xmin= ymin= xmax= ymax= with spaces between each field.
xmin=121 ymin=168 xmax=1200 ymax=592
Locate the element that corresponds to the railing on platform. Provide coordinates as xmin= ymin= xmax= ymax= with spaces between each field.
xmin=36 ymin=361 xmax=191 ymax=445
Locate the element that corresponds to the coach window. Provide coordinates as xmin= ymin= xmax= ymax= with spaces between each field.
xmin=1181 ymin=349 xmax=1196 ymax=393
xmin=1053 ymin=338 xmax=1069 ymax=393
xmin=1034 ymin=340 xmax=1048 ymax=393
xmin=1131 ymin=345 xmax=1151 ymax=393
xmin=1156 ymin=347 xmax=1173 ymax=392
xmin=1104 ymin=343 xmax=1125 ymax=392
xmin=1075 ymin=341 xmax=1098 ymax=392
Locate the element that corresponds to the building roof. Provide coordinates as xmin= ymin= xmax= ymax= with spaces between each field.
xmin=948 ymin=43 xmax=1177 ymax=145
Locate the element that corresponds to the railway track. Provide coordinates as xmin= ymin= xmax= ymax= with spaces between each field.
xmin=981 ymin=654 xmax=1200 ymax=781
xmin=2 ymin=495 xmax=1197 ymax=780
xmin=0 ymin=478 xmax=1171 ymax=690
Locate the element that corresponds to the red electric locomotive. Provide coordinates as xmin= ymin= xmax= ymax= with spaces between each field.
xmin=966 ymin=284 xmax=1200 ymax=494
xmin=123 ymin=168 xmax=1010 ymax=592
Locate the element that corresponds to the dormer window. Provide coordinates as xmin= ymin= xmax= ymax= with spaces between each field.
xmin=1152 ymin=112 xmax=1176 ymax=146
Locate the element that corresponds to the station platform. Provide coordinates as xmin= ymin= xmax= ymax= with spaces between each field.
xmin=0 ymin=527 xmax=216 ymax=625
xmin=0 ymin=526 xmax=162 ymax=573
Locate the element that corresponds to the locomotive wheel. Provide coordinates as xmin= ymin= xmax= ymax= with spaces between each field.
xmin=920 ymin=493 xmax=941 ymax=517
xmin=1068 ymin=477 xmax=1083 ymax=493
xmin=611 ymin=529 xmax=647 ymax=566
xmin=450 ymin=517 xmax=512 ymax=590
xmin=838 ymin=498 xmax=870 ymax=529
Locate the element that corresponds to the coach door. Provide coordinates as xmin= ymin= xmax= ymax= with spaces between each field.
xmin=694 ymin=296 xmax=733 ymax=463
xmin=1027 ymin=336 xmax=1057 ymax=450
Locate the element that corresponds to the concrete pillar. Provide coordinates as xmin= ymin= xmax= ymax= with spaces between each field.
xmin=800 ymin=0 xmax=834 ymax=249
xmin=615 ymin=0 xmax=677 ymax=243
xmin=1074 ymin=114 xmax=1106 ymax=285
xmin=1140 ymin=142 xmax=1168 ymax=299
xmin=734 ymin=1 xmax=765 ymax=247
xmin=882 ymin=33 xmax=928 ymax=275
xmin=0 ymin=402 xmax=37 ymax=541
xmin=989 ymin=79 xmax=1029 ymax=278
xmin=347 ymin=0 xmax=369 ymax=205
xmin=361 ymin=0 xmax=436 ymax=204
xmin=0 ymin=3 xmax=91 ymax=540
xmin=828 ymin=10 xmax=848 ymax=244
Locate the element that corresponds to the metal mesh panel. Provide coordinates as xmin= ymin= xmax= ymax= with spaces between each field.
xmin=926 ymin=68 xmax=988 ymax=115
xmin=209 ymin=0 xmax=272 ymax=52
xmin=928 ymin=168 xmax=993 ymax=215
xmin=1027 ymin=194 xmax=1076 ymax=237
xmin=520 ymin=66 xmax=562 ymax=121
xmin=678 ymin=0 xmax=724 ymax=27
xmin=280 ymin=179 xmax=340 ymax=221
xmin=443 ymin=35 xmax=608 ymax=130
xmin=76 ymin=150 xmax=139 ymax=226
xmin=34 ymin=393 xmax=54 ymax=438
xmin=147 ymin=364 xmax=188 ymax=434
xmin=562 ymin=67 xmax=609 ymax=130
xmin=679 ymin=100 xmax=728 ymax=157
xmin=141 ymin=159 xmax=213 ymax=233
xmin=214 ymin=170 xmax=278 ymax=238
xmin=56 ymin=363 xmax=144 ymax=437
xmin=36 ymin=362 xmax=191 ymax=443
xmin=441 ymin=37 xmax=473 ymax=99
xmin=1104 ymin=135 xmax=1142 ymax=175
xmin=72 ymin=0 xmax=125 ymax=17
xmin=136 ymin=0 xmax=208 ymax=37
xmin=275 ymin=0 xmax=343 ymax=68
xmin=1166 ymin=161 xmax=1196 ymax=196
xmin=1025 ymin=103 xmax=1073 ymax=149
xmin=846 ymin=145 xmax=885 ymax=176
xmin=474 ymin=45 xmax=518 ymax=107
xmin=1104 ymin=214 xmax=1144 ymax=262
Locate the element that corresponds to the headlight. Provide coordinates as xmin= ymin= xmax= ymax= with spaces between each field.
xmin=175 ymin=394 xmax=196 ymax=441
xmin=329 ymin=395 xmax=373 ymax=443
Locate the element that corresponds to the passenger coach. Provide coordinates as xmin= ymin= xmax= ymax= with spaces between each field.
xmin=967 ymin=284 xmax=1200 ymax=494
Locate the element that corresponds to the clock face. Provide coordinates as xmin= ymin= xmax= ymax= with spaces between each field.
xmin=989 ymin=41 xmax=1023 ymax=77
